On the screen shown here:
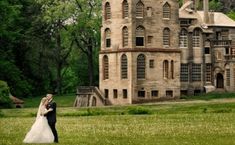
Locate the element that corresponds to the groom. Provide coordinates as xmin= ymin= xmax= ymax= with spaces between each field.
xmin=46 ymin=93 xmax=58 ymax=143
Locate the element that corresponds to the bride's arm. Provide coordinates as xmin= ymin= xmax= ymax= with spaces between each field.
xmin=40 ymin=108 xmax=53 ymax=116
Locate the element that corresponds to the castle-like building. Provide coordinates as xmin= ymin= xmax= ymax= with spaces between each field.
xmin=97 ymin=0 xmax=235 ymax=105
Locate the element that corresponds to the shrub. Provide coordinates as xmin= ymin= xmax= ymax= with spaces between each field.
xmin=0 ymin=80 xmax=12 ymax=108
xmin=128 ymin=107 xmax=152 ymax=115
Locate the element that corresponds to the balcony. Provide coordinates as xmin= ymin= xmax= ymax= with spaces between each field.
xmin=211 ymin=40 xmax=232 ymax=47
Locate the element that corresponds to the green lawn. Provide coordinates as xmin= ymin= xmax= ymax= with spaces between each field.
xmin=1 ymin=99 xmax=235 ymax=145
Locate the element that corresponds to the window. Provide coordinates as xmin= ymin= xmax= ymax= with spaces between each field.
xmin=217 ymin=51 xmax=222 ymax=60
xmin=122 ymin=0 xmax=129 ymax=18
xmin=123 ymin=89 xmax=128 ymax=98
xmin=137 ymin=54 xmax=145 ymax=79
xmin=171 ymin=60 xmax=174 ymax=79
xmin=122 ymin=27 xmax=128 ymax=47
xmin=163 ymin=2 xmax=170 ymax=19
xmin=179 ymin=29 xmax=188 ymax=48
xmin=225 ymin=47 xmax=229 ymax=55
xmin=103 ymin=55 xmax=109 ymax=80
xmin=148 ymin=36 xmax=153 ymax=44
xmin=113 ymin=89 xmax=118 ymax=99
xmin=206 ymin=64 xmax=212 ymax=82
xmin=193 ymin=28 xmax=200 ymax=47
xmin=149 ymin=59 xmax=154 ymax=68
xmin=105 ymin=28 xmax=111 ymax=48
xmin=226 ymin=69 xmax=230 ymax=86
xmin=180 ymin=64 xmax=188 ymax=82
xmin=138 ymin=91 xmax=145 ymax=97
xmin=205 ymin=47 xmax=210 ymax=54
xmin=163 ymin=28 xmax=170 ymax=46
xmin=151 ymin=90 xmax=158 ymax=97
xmin=105 ymin=2 xmax=111 ymax=20
xmin=147 ymin=7 xmax=152 ymax=17
xmin=136 ymin=26 xmax=145 ymax=46
xmin=163 ymin=60 xmax=169 ymax=79
xmin=166 ymin=90 xmax=173 ymax=97
xmin=121 ymin=54 xmax=128 ymax=79
xmin=136 ymin=1 xmax=144 ymax=18
xmin=105 ymin=89 xmax=109 ymax=98
xmin=192 ymin=64 xmax=201 ymax=81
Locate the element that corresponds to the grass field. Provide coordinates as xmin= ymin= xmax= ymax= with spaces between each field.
xmin=1 ymin=97 xmax=235 ymax=145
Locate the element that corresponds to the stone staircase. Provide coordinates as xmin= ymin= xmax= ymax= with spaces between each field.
xmin=74 ymin=86 xmax=111 ymax=107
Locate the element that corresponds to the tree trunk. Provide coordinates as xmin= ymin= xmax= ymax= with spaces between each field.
xmin=55 ymin=27 xmax=62 ymax=94
xmin=87 ymin=38 xmax=94 ymax=86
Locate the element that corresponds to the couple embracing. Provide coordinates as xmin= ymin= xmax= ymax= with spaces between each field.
xmin=23 ymin=94 xmax=58 ymax=143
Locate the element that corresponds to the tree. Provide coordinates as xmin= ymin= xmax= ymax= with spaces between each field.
xmin=227 ymin=10 xmax=235 ymax=20
xmin=36 ymin=0 xmax=101 ymax=88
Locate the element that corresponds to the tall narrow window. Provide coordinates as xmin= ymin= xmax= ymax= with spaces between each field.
xmin=163 ymin=28 xmax=170 ymax=46
xmin=103 ymin=55 xmax=109 ymax=80
xmin=192 ymin=64 xmax=201 ymax=81
xmin=113 ymin=89 xmax=118 ymax=98
xmin=123 ymin=0 xmax=128 ymax=18
xmin=136 ymin=26 xmax=145 ymax=46
xmin=105 ymin=2 xmax=111 ymax=20
xmin=206 ymin=64 xmax=212 ymax=82
xmin=137 ymin=54 xmax=145 ymax=79
xmin=226 ymin=69 xmax=230 ymax=86
xmin=163 ymin=60 xmax=169 ymax=79
xmin=179 ymin=29 xmax=188 ymax=48
xmin=136 ymin=1 xmax=144 ymax=18
xmin=193 ymin=28 xmax=200 ymax=47
xmin=171 ymin=60 xmax=174 ymax=79
xmin=181 ymin=64 xmax=188 ymax=82
xmin=163 ymin=2 xmax=170 ymax=19
xmin=105 ymin=28 xmax=111 ymax=48
xmin=122 ymin=27 xmax=128 ymax=47
xmin=121 ymin=54 xmax=128 ymax=79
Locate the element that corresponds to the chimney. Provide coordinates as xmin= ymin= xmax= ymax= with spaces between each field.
xmin=203 ymin=0 xmax=209 ymax=23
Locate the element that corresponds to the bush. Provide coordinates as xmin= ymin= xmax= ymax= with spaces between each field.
xmin=0 ymin=80 xmax=12 ymax=108
xmin=128 ymin=107 xmax=152 ymax=115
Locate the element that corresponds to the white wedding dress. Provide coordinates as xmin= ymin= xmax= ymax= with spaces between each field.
xmin=23 ymin=102 xmax=54 ymax=143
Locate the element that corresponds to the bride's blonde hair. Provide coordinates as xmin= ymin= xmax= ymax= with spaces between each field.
xmin=41 ymin=97 xmax=48 ymax=105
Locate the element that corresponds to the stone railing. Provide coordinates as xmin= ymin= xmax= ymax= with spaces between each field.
xmin=211 ymin=40 xmax=232 ymax=47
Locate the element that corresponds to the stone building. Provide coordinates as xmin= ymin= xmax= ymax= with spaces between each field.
xmin=97 ymin=0 xmax=235 ymax=105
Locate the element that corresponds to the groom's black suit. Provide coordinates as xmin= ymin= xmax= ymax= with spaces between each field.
xmin=46 ymin=101 xmax=58 ymax=143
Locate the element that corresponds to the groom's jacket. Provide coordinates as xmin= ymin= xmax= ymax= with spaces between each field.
xmin=46 ymin=101 xmax=57 ymax=123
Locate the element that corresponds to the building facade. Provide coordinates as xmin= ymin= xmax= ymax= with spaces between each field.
xmin=99 ymin=0 xmax=235 ymax=105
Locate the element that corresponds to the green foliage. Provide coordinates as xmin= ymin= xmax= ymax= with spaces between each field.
xmin=227 ymin=10 xmax=235 ymax=20
xmin=128 ymin=107 xmax=152 ymax=115
xmin=209 ymin=0 xmax=223 ymax=11
xmin=0 ymin=80 xmax=12 ymax=108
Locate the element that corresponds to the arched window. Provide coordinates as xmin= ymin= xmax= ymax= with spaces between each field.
xmin=136 ymin=1 xmax=144 ymax=18
xmin=193 ymin=28 xmax=200 ymax=47
xmin=121 ymin=54 xmax=128 ymax=79
xmin=137 ymin=54 xmax=145 ymax=79
xmin=179 ymin=29 xmax=188 ymax=48
xmin=136 ymin=26 xmax=145 ymax=46
xmin=122 ymin=0 xmax=129 ymax=18
xmin=103 ymin=55 xmax=109 ymax=80
xmin=122 ymin=27 xmax=128 ymax=47
xmin=163 ymin=2 xmax=170 ymax=19
xmin=105 ymin=28 xmax=111 ymax=48
xmin=105 ymin=2 xmax=111 ymax=20
xmin=171 ymin=60 xmax=174 ymax=79
xmin=163 ymin=60 xmax=169 ymax=79
xmin=163 ymin=28 xmax=170 ymax=46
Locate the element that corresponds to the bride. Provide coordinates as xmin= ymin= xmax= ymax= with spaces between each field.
xmin=23 ymin=97 xmax=54 ymax=143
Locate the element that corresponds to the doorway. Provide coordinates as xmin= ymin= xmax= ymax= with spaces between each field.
xmin=216 ymin=73 xmax=224 ymax=88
